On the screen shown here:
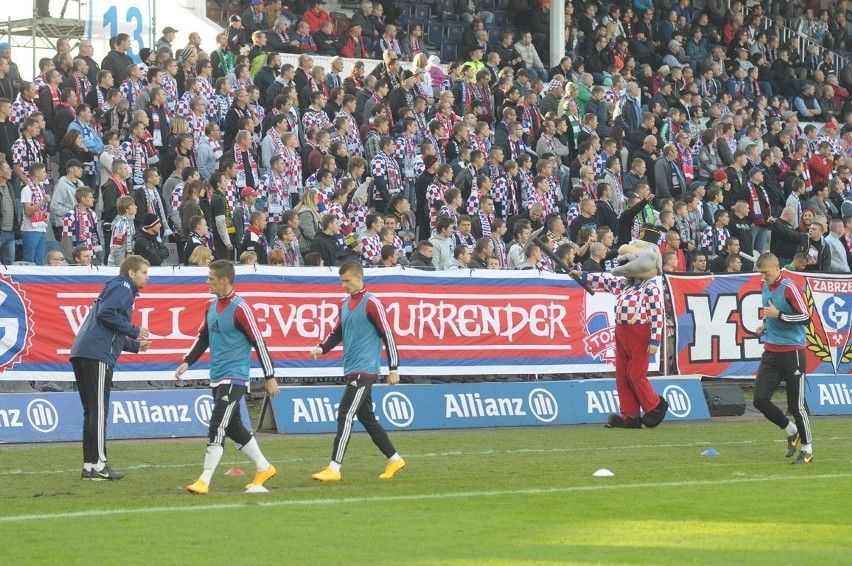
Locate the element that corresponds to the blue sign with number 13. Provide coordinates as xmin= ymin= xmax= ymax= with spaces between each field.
xmin=86 ymin=0 xmax=152 ymax=64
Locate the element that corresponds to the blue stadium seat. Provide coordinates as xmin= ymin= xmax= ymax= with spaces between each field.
xmin=493 ymin=10 xmax=508 ymax=25
xmin=488 ymin=27 xmax=502 ymax=45
xmin=494 ymin=0 xmax=508 ymax=9
xmin=483 ymin=0 xmax=495 ymax=8
xmin=446 ymin=22 xmax=464 ymax=43
xmin=428 ymin=23 xmax=444 ymax=45
xmin=441 ymin=42 xmax=457 ymax=62
xmin=414 ymin=4 xmax=432 ymax=22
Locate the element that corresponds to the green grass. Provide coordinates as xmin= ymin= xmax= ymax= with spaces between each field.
xmin=1 ymin=418 xmax=852 ymax=565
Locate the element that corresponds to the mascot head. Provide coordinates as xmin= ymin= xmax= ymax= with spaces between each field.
xmin=610 ymin=225 xmax=663 ymax=280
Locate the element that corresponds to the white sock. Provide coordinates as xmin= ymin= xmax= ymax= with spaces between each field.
xmin=199 ymin=444 xmax=224 ymax=484
xmin=800 ymin=443 xmax=812 ymax=454
xmin=328 ymin=460 xmax=341 ymax=473
xmin=93 ymin=461 xmax=105 ymax=472
xmin=240 ymin=438 xmax=270 ymax=471
xmin=785 ymin=421 xmax=798 ymax=436
xmin=389 ymin=453 xmax=402 ymax=462
xmin=83 ymin=463 xmax=93 ymax=471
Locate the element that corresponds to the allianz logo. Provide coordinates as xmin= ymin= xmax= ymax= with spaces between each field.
xmin=445 ymin=389 xmax=558 ymax=423
xmin=292 ymin=397 xmax=378 ymax=423
xmin=0 ymin=398 xmax=59 ymax=433
xmin=112 ymin=400 xmax=196 ymax=424
xmin=817 ymin=383 xmax=852 ymax=405
xmin=587 ymin=385 xmax=691 ymax=418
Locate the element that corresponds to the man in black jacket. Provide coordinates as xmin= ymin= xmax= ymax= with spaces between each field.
xmin=770 ymin=206 xmax=806 ymax=266
xmin=133 ymin=213 xmax=170 ymax=266
xmin=100 ymin=34 xmax=134 ymax=85
xmin=730 ymin=201 xmax=758 ymax=272
xmin=309 ymin=214 xmax=341 ymax=268
xmin=0 ymin=159 xmax=20 ymax=264
xmin=414 ymin=156 xmax=438 ymax=242
xmin=804 ymin=222 xmax=832 ymax=272
xmin=409 ymin=240 xmax=436 ymax=270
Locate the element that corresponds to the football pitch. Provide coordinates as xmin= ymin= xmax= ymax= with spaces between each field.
xmin=1 ymin=418 xmax=851 ymax=565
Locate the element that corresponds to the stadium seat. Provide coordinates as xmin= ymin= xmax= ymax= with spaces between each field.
xmin=428 ymin=23 xmax=443 ymax=45
xmin=493 ymin=10 xmax=508 ymax=25
xmin=441 ymin=42 xmax=457 ymax=62
xmin=483 ymin=0 xmax=495 ymax=8
xmin=414 ymin=5 xmax=432 ymax=22
xmin=488 ymin=27 xmax=502 ymax=45
xmin=495 ymin=0 xmax=508 ymax=9
xmin=445 ymin=22 xmax=463 ymax=43
xmin=335 ymin=16 xmax=350 ymax=35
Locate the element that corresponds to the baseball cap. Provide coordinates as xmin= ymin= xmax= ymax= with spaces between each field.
xmin=229 ymin=15 xmax=241 ymax=23
xmin=713 ymin=169 xmax=727 ymax=182
xmin=401 ymin=69 xmax=414 ymax=80
xmin=142 ymin=213 xmax=161 ymax=230
xmin=346 ymin=233 xmax=360 ymax=249
xmin=241 ymin=187 xmax=260 ymax=197
xmin=748 ymin=166 xmax=763 ymax=178
xmin=163 ymin=26 xmax=179 ymax=34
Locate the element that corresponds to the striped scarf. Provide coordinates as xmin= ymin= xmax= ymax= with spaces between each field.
xmin=73 ymin=74 xmax=91 ymax=102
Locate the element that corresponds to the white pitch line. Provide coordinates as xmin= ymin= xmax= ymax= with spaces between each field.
xmin=1 ymin=473 xmax=850 ymax=524
xmin=0 ymin=441 xmax=767 ymax=476
xmin=3 ymin=437 xmax=850 ymax=477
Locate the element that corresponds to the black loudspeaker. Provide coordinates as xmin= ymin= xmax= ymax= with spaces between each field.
xmin=703 ymin=385 xmax=746 ymax=417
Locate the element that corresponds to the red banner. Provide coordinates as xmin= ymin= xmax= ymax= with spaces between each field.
xmin=666 ymin=271 xmax=852 ymax=377
xmin=0 ymin=267 xmax=654 ymax=380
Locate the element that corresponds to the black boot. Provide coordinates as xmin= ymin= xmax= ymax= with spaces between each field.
xmin=641 ymin=395 xmax=669 ymax=428
xmin=605 ymin=413 xmax=625 ymax=428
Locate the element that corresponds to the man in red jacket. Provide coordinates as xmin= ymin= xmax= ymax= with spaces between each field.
xmin=302 ymin=0 xmax=335 ymax=34
xmin=807 ymin=141 xmax=834 ymax=186
xmin=339 ymin=22 xmax=368 ymax=59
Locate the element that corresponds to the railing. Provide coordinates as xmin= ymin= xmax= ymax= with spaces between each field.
xmin=750 ymin=10 xmax=849 ymax=75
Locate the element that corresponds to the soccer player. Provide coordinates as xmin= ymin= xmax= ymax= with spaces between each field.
xmin=754 ymin=253 xmax=813 ymax=464
xmin=176 ymin=260 xmax=280 ymax=493
xmin=69 ymin=255 xmax=151 ymax=480
xmin=310 ymin=260 xmax=406 ymax=481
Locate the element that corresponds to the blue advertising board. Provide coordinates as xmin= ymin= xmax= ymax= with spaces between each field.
xmin=805 ymin=375 xmax=852 ymax=416
xmin=0 ymin=390 xmax=250 ymax=444
xmin=265 ymin=377 xmax=710 ymax=434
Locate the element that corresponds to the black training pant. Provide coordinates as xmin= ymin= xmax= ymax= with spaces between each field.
xmin=753 ymin=349 xmax=811 ymax=445
xmin=72 ymin=357 xmax=113 ymax=465
xmin=330 ymin=376 xmax=396 ymax=464
xmin=208 ymin=383 xmax=252 ymax=447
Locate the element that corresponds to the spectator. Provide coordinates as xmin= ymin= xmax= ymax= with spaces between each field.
xmin=132 ymin=213 xmax=170 ymax=266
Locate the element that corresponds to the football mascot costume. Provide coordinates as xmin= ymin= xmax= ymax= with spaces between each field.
xmin=572 ymin=225 xmax=669 ymax=428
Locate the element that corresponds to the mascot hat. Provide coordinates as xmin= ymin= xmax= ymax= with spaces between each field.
xmin=638 ymin=225 xmax=662 ymax=245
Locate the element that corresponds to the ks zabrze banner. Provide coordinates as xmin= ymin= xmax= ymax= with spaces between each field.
xmin=666 ymin=271 xmax=852 ymax=377
xmin=0 ymin=267 xmax=657 ymax=380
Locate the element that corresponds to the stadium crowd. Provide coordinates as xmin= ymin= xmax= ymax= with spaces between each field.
xmin=0 ymin=0 xmax=851 ymax=277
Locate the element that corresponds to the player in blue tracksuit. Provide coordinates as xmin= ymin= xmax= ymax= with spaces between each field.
xmin=310 ymin=260 xmax=406 ymax=482
xmin=754 ymin=252 xmax=813 ymax=464
xmin=69 ymin=255 xmax=151 ymax=481
xmin=177 ymin=260 xmax=280 ymax=494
